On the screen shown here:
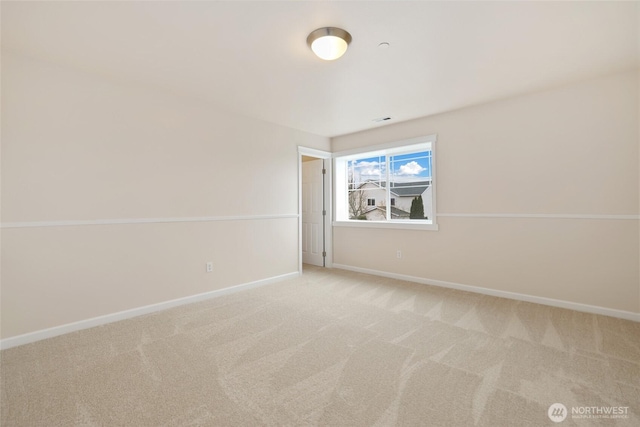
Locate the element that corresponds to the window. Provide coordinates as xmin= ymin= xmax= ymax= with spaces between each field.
xmin=334 ymin=135 xmax=437 ymax=230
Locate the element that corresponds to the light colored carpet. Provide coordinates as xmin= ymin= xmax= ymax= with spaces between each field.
xmin=1 ymin=266 xmax=639 ymax=426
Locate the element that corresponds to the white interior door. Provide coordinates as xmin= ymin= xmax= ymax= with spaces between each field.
xmin=302 ymin=158 xmax=325 ymax=266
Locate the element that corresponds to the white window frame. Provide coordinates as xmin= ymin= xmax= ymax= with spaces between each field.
xmin=333 ymin=134 xmax=438 ymax=231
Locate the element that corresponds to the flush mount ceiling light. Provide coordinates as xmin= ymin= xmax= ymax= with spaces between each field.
xmin=307 ymin=27 xmax=352 ymax=61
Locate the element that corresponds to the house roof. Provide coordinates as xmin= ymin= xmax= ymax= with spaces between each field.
xmin=390 ymin=207 xmax=411 ymax=218
xmin=363 ymin=206 xmax=411 ymax=219
xmin=389 ymin=181 xmax=431 ymax=197
xmin=357 ymin=180 xmax=430 ymax=197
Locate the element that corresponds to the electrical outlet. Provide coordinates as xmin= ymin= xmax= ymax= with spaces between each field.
xmin=206 ymin=262 xmax=213 ymax=273
xmin=396 ymin=250 xmax=402 ymax=259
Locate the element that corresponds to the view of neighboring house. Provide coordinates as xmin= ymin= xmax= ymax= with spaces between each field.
xmin=350 ymin=180 xmax=432 ymax=220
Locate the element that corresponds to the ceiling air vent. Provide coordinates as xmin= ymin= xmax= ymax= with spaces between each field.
xmin=372 ymin=117 xmax=391 ymax=122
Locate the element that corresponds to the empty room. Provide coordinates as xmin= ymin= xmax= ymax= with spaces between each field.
xmin=1 ymin=1 xmax=639 ymax=426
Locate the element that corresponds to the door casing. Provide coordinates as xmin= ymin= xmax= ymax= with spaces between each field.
xmin=298 ymin=147 xmax=332 ymax=272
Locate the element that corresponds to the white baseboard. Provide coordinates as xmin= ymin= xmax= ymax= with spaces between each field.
xmin=0 ymin=271 xmax=300 ymax=350
xmin=332 ymin=264 xmax=640 ymax=322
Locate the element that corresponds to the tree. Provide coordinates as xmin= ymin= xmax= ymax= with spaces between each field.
xmin=410 ymin=195 xmax=424 ymax=219
xmin=348 ymin=177 xmax=367 ymax=219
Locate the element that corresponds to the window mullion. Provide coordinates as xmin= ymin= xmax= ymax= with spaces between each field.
xmin=385 ymin=156 xmax=391 ymax=221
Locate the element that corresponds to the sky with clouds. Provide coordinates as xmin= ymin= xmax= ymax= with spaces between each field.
xmin=349 ymin=151 xmax=432 ymax=184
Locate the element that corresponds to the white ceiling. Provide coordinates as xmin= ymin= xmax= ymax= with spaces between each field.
xmin=3 ymin=1 xmax=638 ymax=137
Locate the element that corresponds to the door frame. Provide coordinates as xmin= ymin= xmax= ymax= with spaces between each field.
xmin=298 ymin=146 xmax=333 ymax=272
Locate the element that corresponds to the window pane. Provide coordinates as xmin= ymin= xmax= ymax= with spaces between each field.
xmin=335 ymin=139 xmax=434 ymax=225
xmin=389 ymin=151 xmax=432 ymax=220
xmin=347 ymin=155 xmax=387 ymax=220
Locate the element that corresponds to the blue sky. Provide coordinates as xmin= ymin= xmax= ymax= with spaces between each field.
xmin=349 ymin=151 xmax=432 ymax=184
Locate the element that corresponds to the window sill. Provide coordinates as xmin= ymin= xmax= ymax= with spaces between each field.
xmin=332 ymin=220 xmax=439 ymax=231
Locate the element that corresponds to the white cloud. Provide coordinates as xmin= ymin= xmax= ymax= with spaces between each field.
xmin=361 ymin=168 xmax=381 ymax=176
xmin=355 ymin=161 xmax=381 ymax=176
xmin=397 ymin=161 xmax=426 ymax=175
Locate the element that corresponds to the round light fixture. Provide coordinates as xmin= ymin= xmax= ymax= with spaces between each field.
xmin=307 ymin=27 xmax=352 ymax=61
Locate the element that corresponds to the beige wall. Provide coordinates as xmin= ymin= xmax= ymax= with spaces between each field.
xmin=332 ymin=71 xmax=640 ymax=314
xmin=1 ymin=51 xmax=329 ymax=339
xmin=2 ymin=51 xmax=638 ymax=341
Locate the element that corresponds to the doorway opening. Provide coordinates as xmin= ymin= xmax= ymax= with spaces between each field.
xmin=298 ymin=147 xmax=332 ymax=272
